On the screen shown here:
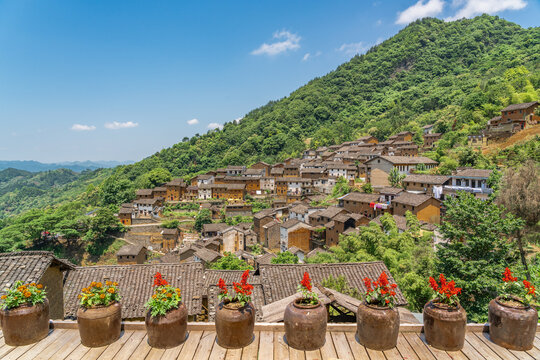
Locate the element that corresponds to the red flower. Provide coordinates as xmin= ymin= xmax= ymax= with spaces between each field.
xmin=217 ymin=278 xmax=227 ymax=295
xmin=300 ymin=272 xmax=312 ymax=291
xmin=429 ymin=277 xmax=438 ymax=291
xmin=523 ymin=280 xmax=536 ymax=296
xmin=241 ymin=270 xmax=250 ymax=285
xmin=503 ymin=268 xmax=517 ymax=283
xmin=153 ymin=272 xmax=168 ymax=287
xmin=378 ymin=272 xmax=389 ymax=287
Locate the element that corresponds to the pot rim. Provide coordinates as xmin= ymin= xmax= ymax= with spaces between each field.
xmin=362 ymin=300 xmax=393 ymax=310
xmin=0 ymin=298 xmax=48 ymax=313
xmin=292 ymin=298 xmax=321 ymax=309
xmin=430 ymin=299 xmax=460 ymax=311
xmin=494 ymin=295 xmax=529 ymax=310
xmin=221 ymin=300 xmax=251 ymax=311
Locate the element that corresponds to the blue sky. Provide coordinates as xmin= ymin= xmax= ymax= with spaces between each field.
xmin=0 ymin=0 xmax=538 ymax=163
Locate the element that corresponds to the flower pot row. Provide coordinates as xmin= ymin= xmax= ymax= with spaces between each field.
xmin=0 ymin=268 xmax=537 ymax=352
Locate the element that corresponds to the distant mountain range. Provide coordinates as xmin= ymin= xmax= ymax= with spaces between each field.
xmin=0 ymin=160 xmax=134 ymax=173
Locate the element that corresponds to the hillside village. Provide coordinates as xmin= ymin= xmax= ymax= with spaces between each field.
xmin=114 ymin=101 xmax=539 ymax=268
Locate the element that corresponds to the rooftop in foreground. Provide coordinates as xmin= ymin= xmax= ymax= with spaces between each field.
xmin=0 ymin=322 xmax=538 ymax=360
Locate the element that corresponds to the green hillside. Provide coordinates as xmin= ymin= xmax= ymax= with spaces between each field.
xmin=112 ymin=15 xmax=538 ymax=181
xmin=0 ymin=15 xmax=539 ymax=222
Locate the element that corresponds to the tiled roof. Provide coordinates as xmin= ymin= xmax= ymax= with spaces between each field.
xmin=253 ymin=209 xmax=276 ymax=219
xmin=290 ymin=204 xmax=309 ymax=214
xmin=378 ymin=187 xmax=404 ymax=195
xmin=194 ymin=248 xmax=222 ymax=263
xmin=117 ymin=244 xmax=145 ymax=256
xmin=453 ymin=168 xmax=493 ymax=178
xmin=202 ymin=223 xmax=229 ymax=233
xmin=501 ymin=101 xmax=538 ymax=112
xmin=287 ymin=246 xmax=304 ymax=255
xmin=281 ymin=218 xmax=301 ymax=229
xmin=63 ymin=262 xmax=205 ymax=319
xmin=404 ymin=174 xmax=451 ymax=185
xmin=369 ymin=156 xmax=438 ymax=165
xmin=340 ymin=192 xmax=380 ymax=203
xmin=153 ymin=187 xmax=167 ymax=192
xmin=136 ymin=189 xmax=153 ymax=196
xmin=255 ymin=253 xmax=277 ymax=265
xmin=314 ymin=206 xmax=348 ymax=219
xmin=0 ymin=251 xmax=75 ymax=290
xmin=393 ymin=193 xmax=436 ymax=207
xmin=165 ymin=178 xmax=185 ymax=186
xmin=118 ymin=207 xmax=133 ymax=215
xmin=259 ymin=262 xmax=407 ymax=306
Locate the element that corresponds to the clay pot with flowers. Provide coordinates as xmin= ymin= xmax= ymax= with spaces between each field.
xmin=77 ymin=280 xmax=121 ymax=347
xmin=144 ymin=272 xmax=187 ymax=348
xmin=423 ymin=274 xmax=466 ymax=351
xmin=356 ymin=271 xmax=399 ymax=350
xmin=284 ymin=272 xmax=327 ymax=350
xmin=0 ymin=281 xmax=49 ymax=345
xmin=215 ymin=270 xmax=255 ymax=348
xmin=488 ymin=267 xmax=538 ymax=350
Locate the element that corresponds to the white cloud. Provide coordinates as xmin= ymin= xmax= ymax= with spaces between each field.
xmin=207 ymin=122 xmax=223 ymax=130
xmin=376 ymin=19 xmax=383 ymax=26
xmin=396 ymin=0 xmax=445 ymax=25
xmin=302 ymin=53 xmax=311 ymax=61
xmin=337 ymin=42 xmax=368 ymax=56
xmin=251 ymin=30 xmax=301 ymax=56
xmin=104 ymin=121 xmax=139 ymax=130
xmin=187 ymin=118 xmax=199 ymax=125
xmin=446 ymin=0 xmax=526 ymax=21
xmin=71 ymin=124 xmax=96 ymax=131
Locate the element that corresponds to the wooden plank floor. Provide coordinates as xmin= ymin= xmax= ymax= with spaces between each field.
xmin=0 ymin=330 xmax=538 ymax=359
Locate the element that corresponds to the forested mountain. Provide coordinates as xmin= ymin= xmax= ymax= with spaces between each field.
xmin=0 ymin=15 xmax=538 ymax=221
xmin=111 ymin=15 xmax=538 ymax=181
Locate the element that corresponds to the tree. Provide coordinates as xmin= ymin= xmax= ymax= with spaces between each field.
xmin=136 ymin=168 xmax=172 ymax=189
xmin=388 ymin=168 xmax=405 ymax=188
xmin=100 ymin=176 xmax=135 ymax=206
xmin=437 ymin=192 xmax=524 ymax=322
xmin=361 ymin=183 xmax=373 ymax=194
xmin=209 ymin=252 xmax=253 ymax=270
xmin=271 ymin=251 xmax=299 ymax=264
xmin=496 ymin=161 xmax=540 ymax=280
xmin=194 ymin=209 xmax=212 ymax=232
xmin=162 ymin=219 xmax=180 ymax=229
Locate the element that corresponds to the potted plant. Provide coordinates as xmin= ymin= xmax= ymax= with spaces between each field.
xmin=356 ymin=271 xmax=399 ymax=350
xmin=284 ymin=272 xmax=327 ymax=350
xmin=144 ymin=272 xmax=188 ymax=348
xmin=0 ymin=281 xmax=49 ymax=345
xmin=77 ymin=280 xmax=121 ymax=347
xmin=215 ymin=270 xmax=255 ymax=348
xmin=488 ymin=267 xmax=538 ymax=350
xmin=423 ymin=274 xmax=466 ymax=351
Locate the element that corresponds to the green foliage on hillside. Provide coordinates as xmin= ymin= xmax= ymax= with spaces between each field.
xmin=0 ymin=168 xmax=112 ymax=218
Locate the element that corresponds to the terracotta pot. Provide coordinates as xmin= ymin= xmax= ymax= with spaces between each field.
xmin=423 ymin=300 xmax=467 ymax=351
xmin=145 ymin=303 xmax=188 ymax=349
xmin=215 ymin=300 xmax=255 ymax=349
xmin=0 ymin=299 xmax=50 ymax=346
xmin=356 ymin=301 xmax=399 ymax=350
xmin=77 ymin=302 xmax=122 ymax=347
xmin=284 ymin=298 xmax=327 ymax=350
xmin=488 ymin=296 xmax=538 ymax=351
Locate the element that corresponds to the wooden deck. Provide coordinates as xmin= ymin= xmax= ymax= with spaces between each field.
xmin=0 ymin=323 xmax=539 ymax=360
